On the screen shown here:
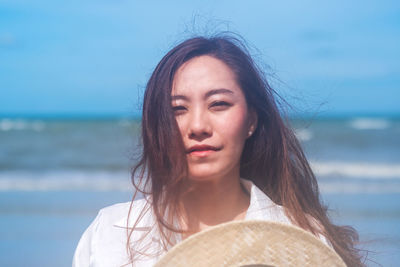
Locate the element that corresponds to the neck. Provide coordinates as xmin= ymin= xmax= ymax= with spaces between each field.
xmin=180 ymin=175 xmax=250 ymax=237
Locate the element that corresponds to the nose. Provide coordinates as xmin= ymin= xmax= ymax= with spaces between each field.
xmin=187 ymin=109 xmax=212 ymax=141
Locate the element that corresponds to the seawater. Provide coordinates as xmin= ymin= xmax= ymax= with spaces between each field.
xmin=0 ymin=117 xmax=399 ymax=266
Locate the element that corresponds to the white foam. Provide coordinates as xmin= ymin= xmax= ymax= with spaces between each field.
xmin=0 ymin=119 xmax=45 ymax=132
xmin=2 ymin=161 xmax=400 ymax=193
xmin=0 ymin=171 xmax=132 ymax=191
xmin=349 ymin=118 xmax=390 ymax=130
xmin=320 ymin=182 xmax=400 ymax=194
xmin=311 ymin=161 xmax=400 ymax=179
xmin=294 ymin=128 xmax=313 ymax=141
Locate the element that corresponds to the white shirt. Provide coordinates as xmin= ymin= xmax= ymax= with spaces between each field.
xmin=72 ymin=179 xmax=330 ymax=267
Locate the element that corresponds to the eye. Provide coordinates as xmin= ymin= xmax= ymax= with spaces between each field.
xmin=172 ymin=105 xmax=187 ymax=115
xmin=209 ymin=101 xmax=232 ymax=111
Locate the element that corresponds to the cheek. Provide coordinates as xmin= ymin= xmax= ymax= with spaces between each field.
xmin=218 ymin=109 xmax=249 ymax=141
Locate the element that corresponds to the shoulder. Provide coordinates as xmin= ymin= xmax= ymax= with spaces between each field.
xmin=72 ymin=198 xmax=152 ymax=267
xmin=74 ymin=200 xmax=138 ymax=231
xmin=96 ymin=201 xmax=134 ymax=224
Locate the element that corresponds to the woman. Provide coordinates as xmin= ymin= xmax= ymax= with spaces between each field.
xmin=73 ymin=35 xmax=363 ymax=266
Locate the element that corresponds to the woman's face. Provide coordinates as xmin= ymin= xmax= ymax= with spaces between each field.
xmin=171 ymin=55 xmax=256 ymax=182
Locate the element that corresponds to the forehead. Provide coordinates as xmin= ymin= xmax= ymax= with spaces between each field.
xmin=172 ymin=55 xmax=241 ymax=96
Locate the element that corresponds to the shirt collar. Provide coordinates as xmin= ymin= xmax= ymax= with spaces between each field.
xmin=241 ymin=179 xmax=279 ymax=220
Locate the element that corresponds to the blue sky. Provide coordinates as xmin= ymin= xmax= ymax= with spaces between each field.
xmin=1 ymin=0 xmax=399 ymax=117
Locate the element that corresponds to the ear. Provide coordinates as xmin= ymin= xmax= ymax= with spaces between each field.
xmin=247 ymin=108 xmax=258 ymax=138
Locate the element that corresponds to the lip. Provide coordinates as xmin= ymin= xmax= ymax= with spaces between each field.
xmin=187 ymin=144 xmax=221 ymax=156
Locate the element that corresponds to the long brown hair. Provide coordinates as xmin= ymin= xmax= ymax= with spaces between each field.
xmin=129 ymin=34 xmax=364 ymax=266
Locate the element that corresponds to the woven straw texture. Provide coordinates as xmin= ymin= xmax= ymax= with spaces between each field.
xmin=155 ymin=220 xmax=346 ymax=267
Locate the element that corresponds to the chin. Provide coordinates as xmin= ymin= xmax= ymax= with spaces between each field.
xmin=187 ymin=168 xmax=228 ymax=183
xmin=187 ymin=170 xmax=220 ymax=182
xmin=187 ymin=174 xmax=216 ymax=182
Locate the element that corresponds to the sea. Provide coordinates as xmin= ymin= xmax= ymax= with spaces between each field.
xmin=0 ymin=116 xmax=399 ymax=266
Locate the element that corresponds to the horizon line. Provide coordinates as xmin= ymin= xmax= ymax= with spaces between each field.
xmin=1 ymin=112 xmax=399 ymax=120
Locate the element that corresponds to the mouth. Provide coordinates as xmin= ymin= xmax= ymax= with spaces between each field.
xmin=187 ymin=144 xmax=221 ymax=155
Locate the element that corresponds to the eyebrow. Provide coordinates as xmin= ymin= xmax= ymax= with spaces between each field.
xmin=205 ymin=88 xmax=234 ymax=98
xmin=171 ymin=88 xmax=234 ymax=101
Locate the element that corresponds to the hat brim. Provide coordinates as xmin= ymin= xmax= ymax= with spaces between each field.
xmin=155 ymin=220 xmax=346 ymax=267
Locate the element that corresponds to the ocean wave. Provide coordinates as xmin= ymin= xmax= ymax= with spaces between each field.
xmin=320 ymin=182 xmax=400 ymax=194
xmin=294 ymin=128 xmax=313 ymax=141
xmin=2 ymin=162 xmax=400 ymax=193
xmin=0 ymin=119 xmax=45 ymax=132
xmin=0 ymin=171 xmax=132 ymax=191
xmin=349 ymin=118 xmax=390 ymax=130
xmin=311 ymin=161 xmax=400 ymax=179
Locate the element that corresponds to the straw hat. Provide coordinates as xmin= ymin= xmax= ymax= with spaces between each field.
xmin=154 ymin=220 xmax=346 ymax=267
